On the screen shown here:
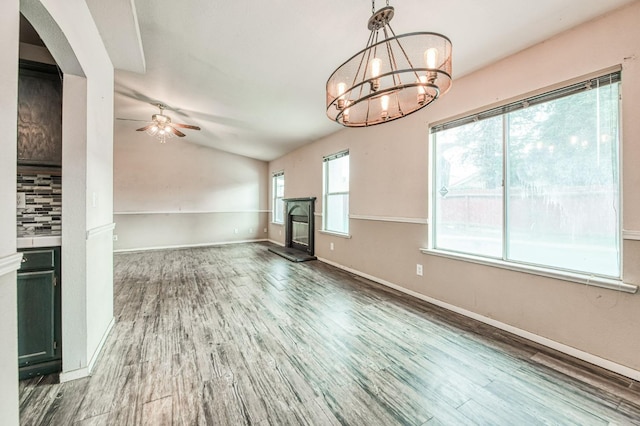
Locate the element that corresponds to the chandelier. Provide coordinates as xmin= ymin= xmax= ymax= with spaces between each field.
xmin=326 ymin=0 xmax=452 ymax=127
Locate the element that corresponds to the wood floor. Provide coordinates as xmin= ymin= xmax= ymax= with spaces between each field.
xmin=20 ymin=242 xmax=640 ymax=425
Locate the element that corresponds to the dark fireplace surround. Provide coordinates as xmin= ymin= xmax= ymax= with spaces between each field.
xmin=269 ymin=197 xmax=316 ymax=262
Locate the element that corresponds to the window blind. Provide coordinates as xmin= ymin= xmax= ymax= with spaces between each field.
xmin=430 ymin=71 xmax=621 ymax=134
xmin=323 ymin=150 xmax=349 ymax=162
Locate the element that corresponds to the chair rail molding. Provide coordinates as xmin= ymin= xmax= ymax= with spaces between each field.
xmin=0 ymin=253 xmax=23 ymax=277
xmin=623 ymin=230 xmax=640 ymax=241
xmin=86 ymin=222 xmax=116 ymax=240
xmin=350 ymin=214 xmax=428 ymax=225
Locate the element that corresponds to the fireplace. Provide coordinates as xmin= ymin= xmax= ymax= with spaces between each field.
xmin=268 ymin=197 xmax=316 ymax=262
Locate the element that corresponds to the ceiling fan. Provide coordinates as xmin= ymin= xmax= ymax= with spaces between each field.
xmin=135 ymin=104 xmax=201 ymax=143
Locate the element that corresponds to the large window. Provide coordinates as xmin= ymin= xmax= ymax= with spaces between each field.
xmin=323 ymin=150 xmax=350 ymax=234
xmin=272 ymin=171 xmax=284 ymax=224
xmin=432 ymin=72 xmax=621 ymax=278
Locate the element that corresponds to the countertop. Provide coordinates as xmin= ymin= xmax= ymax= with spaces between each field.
xmin=17 ymin=235 xmax=62 ymax=249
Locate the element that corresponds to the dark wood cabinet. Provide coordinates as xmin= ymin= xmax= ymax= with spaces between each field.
xmin=17 ymin=60 xmax=62 ymax=167
xmin=17 ymin=247 xmax=61 ymax=379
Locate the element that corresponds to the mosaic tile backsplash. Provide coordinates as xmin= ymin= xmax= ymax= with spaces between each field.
xmin=17 ymin=172 xmax=62 ymax=237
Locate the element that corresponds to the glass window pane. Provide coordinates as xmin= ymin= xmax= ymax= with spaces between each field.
xmin=273 ymin=174 xmax=285 ymax=224
xmin=274 ymin=198 xmax=284 ymax=223
xmin=276 ymin=175 xmax=284 ymax=197
xmin=327 ymin=155 xmax=349 ymax=193
xmin=326 ymin=193 xmax=349 ymax=234
xmin=434 ymin=117 xmax=503 ymax=258
xmin=506 ymin=84 xmax=620 ymax=276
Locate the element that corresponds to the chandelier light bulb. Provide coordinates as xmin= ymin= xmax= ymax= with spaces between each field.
xmin=343 ymin=108 xmax=350 ymax=123
xmin=337 ymin=82 xmax=347 ymax=109
xmin=425 ymin=48 xmax=439 ymax=84
xmin=424 ymin=48 xmax=438 ymax=68
xmin=380 ymin=95 xmax=390 ymax=120
xmin=370 ymin=57 xmax=382 ymax=91
xmin=417 ymin=75 xmax=428 ymax=104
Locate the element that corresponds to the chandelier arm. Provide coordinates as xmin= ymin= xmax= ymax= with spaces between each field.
xmin=362 ymin=30 xmax=379 ymax=124
xmin=382 ymin=26 xmax=401 ymax=88
xmin=387 ymin=23 xmax=422 ymax=82
xmin=355 ymin=30 xmax=377 ymax=106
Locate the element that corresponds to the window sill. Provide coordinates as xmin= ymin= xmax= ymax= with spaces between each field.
xmin=420 ymin=248 xmax=637 ymax=294
xmin=270 ymin=222 xmax=284 ymax=226
xmin=319 ymin=230 xmax=352 ymax=239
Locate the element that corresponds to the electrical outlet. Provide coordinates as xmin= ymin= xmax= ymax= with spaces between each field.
xmin=416 ymin=264 xmax=423 ymax=276
xmin=17 ymin=192 xmax=26 ymax=209
xmin=330 ymin=242 xmax=334 ymax=251
xmin=264 ymin=228 xmax=268 ymax=233
xmin=113 ymin=234 xmax=118 ymax=241
xmin=279 ymin=230 xmax=282 ymax=236
xmin=234 ymin=228 xmax=239 ymax=234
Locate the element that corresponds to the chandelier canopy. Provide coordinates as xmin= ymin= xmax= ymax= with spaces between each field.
xmin=326 ymin=1 xmax=452 ymax=127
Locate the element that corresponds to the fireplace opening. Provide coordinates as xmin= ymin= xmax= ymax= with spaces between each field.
xmin=268 ymin=197 xmax=316 ymax=262
xmin=291 ymin=216 xmax=309 ymax=248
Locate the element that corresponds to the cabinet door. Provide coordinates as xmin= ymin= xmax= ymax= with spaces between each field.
xmin=17 ymin=270 xmax=56 ymax=367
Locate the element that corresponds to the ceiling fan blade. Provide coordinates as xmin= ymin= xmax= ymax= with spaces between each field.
xmin=136 ymin=124 xmax=155 ymax=132
xmin=167 ymin=125 xmax=186 ymax=137
xmin=116 ymin=118 xmax=149 ymax=122
xmin=172 ymin=123 xmax=201 ymax=130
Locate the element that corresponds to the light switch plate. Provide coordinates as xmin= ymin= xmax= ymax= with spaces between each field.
xmin=17 ymin=192 xmax=26 ymax=209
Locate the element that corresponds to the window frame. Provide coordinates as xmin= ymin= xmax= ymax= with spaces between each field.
xmin=322 ymin=150 xmax=350 ymax=235
xmin=427 ymin=69 xmax=623 ymax=282
xmin=272 ymin=171 xmax=285 ymax=225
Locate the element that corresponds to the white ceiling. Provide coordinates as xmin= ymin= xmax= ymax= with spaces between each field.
xmin=102 ymin=0 xmax=636 ymax=162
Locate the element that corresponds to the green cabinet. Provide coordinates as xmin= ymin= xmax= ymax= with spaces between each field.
xmin=17 ymin=247 xmax=61 ymax=379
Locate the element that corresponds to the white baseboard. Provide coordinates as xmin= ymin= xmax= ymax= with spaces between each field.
xmin=317 ymin=256 xmax=640 ymax=382
xmin=114 ymin=239 xmax=268 ymax=253
xmin=59 ymin=366 xmax=90 ymax=383
xmin=267 ymin=239 xmax=285 ymax=247
xmin=60 ymin=317 xmax=115 ymax=383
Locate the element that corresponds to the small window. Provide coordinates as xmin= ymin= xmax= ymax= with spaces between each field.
xmin=431 ymin=71 xmax=621 ymax=278
xmin=323 ymin=151 xmax=350 ymax=234
xmin=272 ymin=171 xmax=285 ymax=224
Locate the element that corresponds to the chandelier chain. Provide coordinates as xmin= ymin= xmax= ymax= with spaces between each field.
xmin=371 ymin=0 xmax=391 ymax=14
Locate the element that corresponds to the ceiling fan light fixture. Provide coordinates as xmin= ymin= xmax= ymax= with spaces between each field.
xmin=135 ymin=103 xmax=200 ymax=143
xmin=326 ymin=0 xmax=452 ymax=127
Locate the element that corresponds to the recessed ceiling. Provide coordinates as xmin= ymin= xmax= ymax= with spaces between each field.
xmin=104 ymin=0 xmax=636 ymax=161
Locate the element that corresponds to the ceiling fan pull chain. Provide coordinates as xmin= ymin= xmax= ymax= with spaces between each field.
xmin=372 ymin=0 xmax=375 ymax=14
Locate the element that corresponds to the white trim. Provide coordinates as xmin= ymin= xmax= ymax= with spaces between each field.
xmin=623 ymin=230 xmax=640 ymax=241
xmin=421 ymin=248 xmax=637 ymax=294
xmin=60 ymin=317 xmax=115 ymax=383
xmin=313 ymin=212 xmax=322 ymax=217
xmin=0 ymin=253 xmax=23 ymax=277
xmin=318 ymin=230 xmax=352 ymax=239
xmin=350 ymin=214 xmax=428 ymax=225
xmin=17 ymin=236 xmax=62 ymax=249
xmin=59 ymin=365 xmax=90 ymax=383
xmin=271 ymin=222 xmax=284 ymax=226
xmin=114 ymin=238 xmax=268 ymax=253
xmin=86 ymin=223 xmax=116 ymax=240
xmin=114 ymin=210 xmax=270 ymax=215
xmin=316 ymin=256 xmax=640 ymax=382
xmin=268 ymin=239 xmax=285 ymax=247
